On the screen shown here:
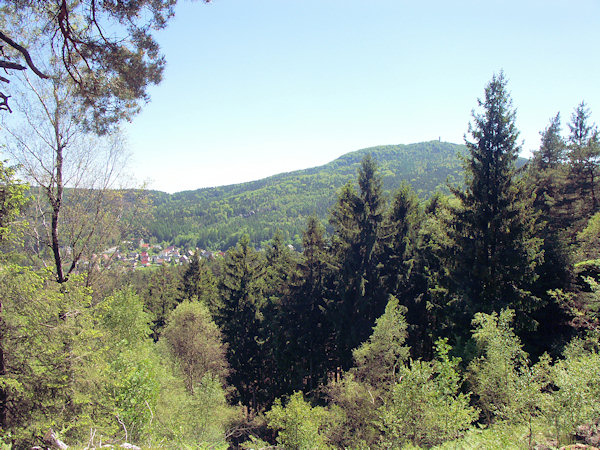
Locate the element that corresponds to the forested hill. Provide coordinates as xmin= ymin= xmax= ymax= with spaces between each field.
xmin=147 ymin=141 xmax=472 ymax=249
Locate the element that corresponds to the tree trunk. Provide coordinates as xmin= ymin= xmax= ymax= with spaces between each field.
xmin=50 ymin=113 xmax=66 ymax=283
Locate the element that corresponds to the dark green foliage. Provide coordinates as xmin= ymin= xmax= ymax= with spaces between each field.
xmin=523 ymin=104 xmax=600 ymax=354
xmin=329 ymin=155 xmax=388 ymax=369
xmin=179 ymin=251 xmax=219 ymax=313
xmin=567 ymin=102 xmax=600 ymax=220
xmin=379 ymin=183 xmax=420 ymax=296
xmin=279 ymin=216 xmax=334 ymax=393
xmin=260 ymin=232 xmax=301 ymax=402
xmin=144 ymin=265 xmax=181 ymax=341
xmin=528 ymin=113 xmax=569 ymax=234
xmin=447 ymin=72 xmax=542 ymax=335
xmin=217 ymin=235 xmax=267 ymax=411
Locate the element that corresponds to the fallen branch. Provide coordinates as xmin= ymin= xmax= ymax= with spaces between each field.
xmin=43 ymin=428 xmax=68 ymax=449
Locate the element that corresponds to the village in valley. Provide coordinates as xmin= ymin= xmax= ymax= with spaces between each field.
xmin=83 ymin=238 xmax=299 ymax=272
xmin=97 ymin=239 xmax=226 ymax=269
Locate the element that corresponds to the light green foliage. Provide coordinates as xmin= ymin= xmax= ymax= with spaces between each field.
xmin=324 ymin=294 xmax=411 ymax=448
xmin=325 ymin=373 xmax=380 ymax=448
xmin=467 ymin=308 xmax=553 ymax=446
xmin=0 ymin=270 xmax=163 ymax=446
xmin=353 ymin=295 xmax=409 ymax=387
xmin=94 ymin=289 xmax=160 ymax=442
xmin=434 ymin=421 xmax=533 ymax=450
xmin=154 ymin=370 xmax=235 ymax=448
xmin=0 ymin=266 xmax=95 ymax=443
xmin=550 ymin=278 xmax=600 ymax=334
xmin=577 ymin=212 xmax=600 ymax=261
xmin=467 ymin=309 xmax=528 ymax=424
xmin=161 ymin=301 xmax=229 ymax=395
xmin=546 ymin=336 xmax=600 ymax=444
xmin=266 ymin=391 xmax=330 ymax=450
xmin=378 ymin=339 xmax=477 ymax=448
xmin=100 ymin=288 xmax=153 ymax=348
xmin=0 ymin=160 xmax=28 ymax=243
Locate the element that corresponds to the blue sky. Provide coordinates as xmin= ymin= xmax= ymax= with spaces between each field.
xmin=124 ymin=0 xmax=600 ymax=193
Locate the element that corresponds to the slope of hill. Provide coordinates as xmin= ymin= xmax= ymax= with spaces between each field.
xmin=146 ymin=141 xmax=470 ymax=250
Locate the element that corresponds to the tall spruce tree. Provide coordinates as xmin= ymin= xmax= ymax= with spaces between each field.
xmin=526 ymin=114 xmax=571 ymax=285
xmin=567 ymin=102 xmax=600 ymax=218
xmin=448 ymin=72 xmax=542 ymax=335
xmin=217 ymin=234 xmax=266 ymax=412
xmin=282 ymin=216 xmax=333 ymax=392
xmin=329 ymin=155 xmax=386 ymax=369
xmin=379 ymin=183 xmax=420 ymax=298
xmin=261 ymin=231 xmax=300 ymax=401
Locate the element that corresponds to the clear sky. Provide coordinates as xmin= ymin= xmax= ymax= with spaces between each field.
xmin=124 ymin=0 xmax=600 ymax=193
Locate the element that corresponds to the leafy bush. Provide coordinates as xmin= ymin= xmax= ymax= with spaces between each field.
xmin=266 ymin=392 xmax=330 ymax=450
xmin=378 ymin=339 xmax=477 ymax=448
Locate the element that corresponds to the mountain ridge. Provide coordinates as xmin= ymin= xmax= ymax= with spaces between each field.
xmin=145 ymin=141 xmax=477 ymax=249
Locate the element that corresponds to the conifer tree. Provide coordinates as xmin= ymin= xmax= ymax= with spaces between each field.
xmin=217 ymin=235 xmax=266 ymax=412
xmin=567 ymin=102 xmax=600 ymax=218
xmin=145 ymin=265 xmax=181 ymax=341
xmin=536 ymin=113 xmax=567 ymax=170
xmin=179 ymin=251 xmax=219 ymax=313
xmin=329 ymin=155 xmax=386 ymax=369
xmin=448 ymin=72 xmax=542 ymax=334
xmin=528 ymin=113 xmax=569 ymax=230
xmin=379 ymin=183 xmax=420 ymax=303
xmin=524 ymin=116 xmax=573 ymax=354
xmin=261 ymin=231 xmax=300 ymax=400
xmin=282 ymin=217 xmax=333 ymax=392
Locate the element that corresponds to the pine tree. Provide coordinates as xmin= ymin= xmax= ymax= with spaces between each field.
xmin=448 ymin=72 xmax=542 ymax=334
xmin=528 ymin=113 xmax=569 ymax=230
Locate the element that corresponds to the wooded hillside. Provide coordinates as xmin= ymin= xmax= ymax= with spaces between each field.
xmin=146 ymin=141 xmax=469 ymax=249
